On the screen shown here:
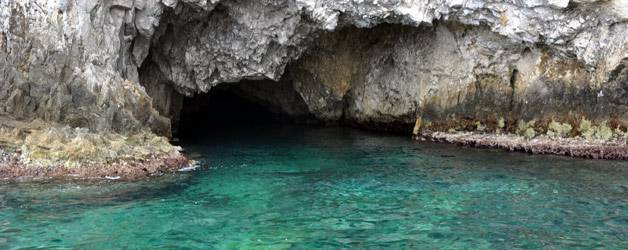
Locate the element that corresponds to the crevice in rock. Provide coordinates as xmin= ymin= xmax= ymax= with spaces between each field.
xmin=509 ymin=68 xmax=519 ymax=112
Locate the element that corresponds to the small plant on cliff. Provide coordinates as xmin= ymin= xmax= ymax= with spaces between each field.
xmin=595 ymin=121 xmax=613 ymax=140
xmin=615 ymin=126 xmax=628 ymax=141
xmin=547 ymin=120 xmax=572 ymax=138
xmin=578 ymin=118 xmax=614 ymax=140
xmin=496 ymin=117 xmax=506 ymax=134
xmin=517 ymin=120 xmax=536 ymax=139
xmin=578 ymin=118 xmax=595 ymax=140
xmin=475 ymin=121 xmax=486 ymax=132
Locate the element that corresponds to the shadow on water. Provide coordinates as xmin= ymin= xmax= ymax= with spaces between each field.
xmin=1 ymin=122 xmax=627 ymax=248
xmin=183 ymin=123 xmax=628 ymax=199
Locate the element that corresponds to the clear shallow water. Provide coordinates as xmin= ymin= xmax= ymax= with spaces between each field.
xmin=1 ymin=125 xmax=627 ymax=249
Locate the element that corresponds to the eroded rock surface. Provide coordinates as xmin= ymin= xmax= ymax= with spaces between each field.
xmin=2 ymin=0 xmax=627 ymax=131
xmin=290 ymin=22 xmax=628 ymax=135
xmin=0 ymin=0 xmax=627 ymax=175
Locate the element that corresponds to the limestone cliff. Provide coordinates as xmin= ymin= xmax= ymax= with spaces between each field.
xmin=0 ymin=0 xmax=627 ymax=175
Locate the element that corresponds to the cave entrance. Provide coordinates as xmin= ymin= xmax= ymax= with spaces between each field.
xmin=177 ymin=83 xmax=278 ymax=139
xmin=175 ymin=80 xmax=314 ymax=139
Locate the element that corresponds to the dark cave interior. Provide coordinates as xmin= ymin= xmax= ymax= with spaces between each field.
xmin=176 ymin=83 xmax=283 ymax=139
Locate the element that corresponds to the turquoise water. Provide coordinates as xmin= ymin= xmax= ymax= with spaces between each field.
xmin=1 ymin=125 xmax=627 ymax=249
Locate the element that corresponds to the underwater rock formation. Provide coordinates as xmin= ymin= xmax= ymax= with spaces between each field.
xmin=0 ymin=0 xmax=627 ymax=178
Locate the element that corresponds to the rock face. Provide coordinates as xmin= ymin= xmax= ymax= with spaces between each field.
xmin=0 ymin=0 xmax=172 ymax=136
xmin=0 ymin=0 xmax=627 ymax=169
xmin=289 ymin=22 xmax=628 ymax=135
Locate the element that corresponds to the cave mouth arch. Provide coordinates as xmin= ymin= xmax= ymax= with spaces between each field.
xmin=139 ymin=22 xmax=449 ymax=139
xmin=175 ymin=79 xmax=318 ymax=140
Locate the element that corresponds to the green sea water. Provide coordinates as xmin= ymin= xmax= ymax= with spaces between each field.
xmin=1 ymin=125 xmax=627 ymax=249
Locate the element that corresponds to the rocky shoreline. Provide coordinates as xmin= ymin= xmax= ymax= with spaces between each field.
xmin=419 ymin=132 xmax=628 ymax=160
xmin=0 ymin=1 xmax=627 ymax=179
xmin=0 ymin=117 xmax=191 ymax=181
xmin=2 ymin=128 xmax=627 ymax=181
xmin=0 ymin=149 xmax=188 ymax=181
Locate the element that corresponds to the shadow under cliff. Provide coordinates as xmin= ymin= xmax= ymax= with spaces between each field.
xmin=177 ymin=83 xmax=280 ymax=139
xmin=175 ymin=80 xmax=322 ymax=140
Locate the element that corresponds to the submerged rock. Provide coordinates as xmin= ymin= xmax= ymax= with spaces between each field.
xmin=0 ymin=0 xmax=626 ymax=178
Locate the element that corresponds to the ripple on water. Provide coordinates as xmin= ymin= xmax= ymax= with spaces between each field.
xmin=0 ymin=125 xmax=627 ymax=248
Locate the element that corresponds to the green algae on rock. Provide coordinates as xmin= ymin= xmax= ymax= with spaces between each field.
xmin=414 ymin=116 xmax=627 ymax=160
xmin=0 ymin=117 xmax=188 ymax=180
xmin=423 ymin=132 xmax=628 ymax=160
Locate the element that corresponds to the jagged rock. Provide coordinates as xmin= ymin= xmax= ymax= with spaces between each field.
xmin=0 ymin=0 xmax=170 ymax=135
xmin=2 ymin=0 xmax=626 ymax=133
xmin=0 ymin=115 xmax=187 ymax=180
xmin=0 ymin=0 xmax=626 ymax=175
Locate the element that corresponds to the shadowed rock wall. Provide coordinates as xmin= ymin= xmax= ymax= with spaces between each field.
xmin=1 ymin=0 xmax=626 ymax=138
xmin=285 ymin=23 xmax=628 ymax=135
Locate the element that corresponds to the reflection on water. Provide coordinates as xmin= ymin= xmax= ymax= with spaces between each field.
xmin=1 ymin=125 xmax=627 ymax=248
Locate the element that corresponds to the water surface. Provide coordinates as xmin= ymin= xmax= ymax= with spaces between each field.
xmin=1 ymin=126 xmax=627 ymax=248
